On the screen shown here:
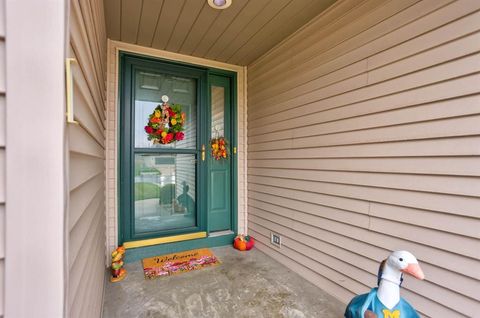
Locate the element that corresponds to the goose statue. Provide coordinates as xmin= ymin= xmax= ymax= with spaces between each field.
xmin=345 ymin=251 xmax=425 ymax=318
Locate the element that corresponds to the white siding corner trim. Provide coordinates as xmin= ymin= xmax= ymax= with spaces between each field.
xmin=105 ymin=40 xmax=248 ymax=257
xmin=0 ymin=1 xmax=6 ymax=316
xmin=5 ymin=1 xmax=66 ymax=317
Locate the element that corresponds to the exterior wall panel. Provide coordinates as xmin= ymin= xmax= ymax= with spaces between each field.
xmin=247 ymin=0 xmax=480 ymax=317
xmin=68 ymin=0 xmax=107 ymax=317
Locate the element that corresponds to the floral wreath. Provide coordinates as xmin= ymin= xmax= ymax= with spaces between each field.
xmin=211 ymin=137 xmax=228 ymax=160
xmin=144 ymin=95 xmax=185 ymax=144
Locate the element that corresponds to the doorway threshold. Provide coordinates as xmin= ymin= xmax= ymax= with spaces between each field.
xmin=123 ymin=232 xmax=207 ymax=249
xmin=209 ymin=230 xmax=234 ymax=237
xmin=123 ymin=232 xmax=236 ymax=263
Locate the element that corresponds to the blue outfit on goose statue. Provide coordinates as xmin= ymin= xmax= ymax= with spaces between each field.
xmin=345 ymin=251 xmax=425 ymax=318
xmin=345 ymin=287 xmax=419 ymax=318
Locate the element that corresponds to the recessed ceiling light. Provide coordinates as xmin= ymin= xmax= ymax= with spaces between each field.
xmin=208 ymin=0 xmax=232 ymax=10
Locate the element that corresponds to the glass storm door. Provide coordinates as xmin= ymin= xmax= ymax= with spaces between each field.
xmin=120 ymin=55 xmax=207 ymax=242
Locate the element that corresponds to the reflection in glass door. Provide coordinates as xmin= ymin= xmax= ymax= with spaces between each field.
xmin=120 ymin=55 xmax=206 ymax=242
xmin=134 ymin=153 xmax=196 ymax=234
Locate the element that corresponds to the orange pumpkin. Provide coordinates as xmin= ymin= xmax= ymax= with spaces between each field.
xmin=234 ymin=237 xmax=247 ymax=251
xmin=233 ymin=235 xmax=254 ymax=251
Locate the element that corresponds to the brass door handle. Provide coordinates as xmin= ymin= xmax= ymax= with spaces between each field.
xmin=65 ymin=58 xmax=79 ymax=124
xmin=201 ymin=144 xmax=206 ymax=161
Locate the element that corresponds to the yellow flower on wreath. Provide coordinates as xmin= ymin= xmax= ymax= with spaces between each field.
xmin=154 ymin=110 xmax=161 ymax=118
xmin=171 ymin=118 xmax=177 ymax=125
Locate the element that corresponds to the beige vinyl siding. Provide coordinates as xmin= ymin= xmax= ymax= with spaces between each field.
xmin=0 ymin=0 xmax=4 ymax=316
xmin=68 ymin=0 xmax=107 ymax=317
xmin=247 ymin=0 xmax=480 ymax=317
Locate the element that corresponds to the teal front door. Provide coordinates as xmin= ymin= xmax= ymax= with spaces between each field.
xmin=208 ymin=75 xmax=233 ymax=232
xmin=119 ymin=53 xmax=236 ymax=246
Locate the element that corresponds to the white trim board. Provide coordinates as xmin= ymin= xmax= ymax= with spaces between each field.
xmin=5 ymin=1 xmax=66 ymax=317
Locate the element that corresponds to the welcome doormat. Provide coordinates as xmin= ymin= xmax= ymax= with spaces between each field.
xmin=142 ymin=248 xmax=220 ymax=279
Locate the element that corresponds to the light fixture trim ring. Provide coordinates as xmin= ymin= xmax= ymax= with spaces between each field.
xmin=208 ymin=0 xmax=232 ymax=10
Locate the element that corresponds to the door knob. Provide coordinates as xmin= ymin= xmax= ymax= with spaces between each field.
xmin=201 ymin=144 xmax=206 ymax=161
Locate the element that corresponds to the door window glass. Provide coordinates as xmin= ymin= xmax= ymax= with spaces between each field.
xmin=134 ymin=71 xmax=197 ymax=149
xmin=134 ymin=153 xmax=196 ymax=234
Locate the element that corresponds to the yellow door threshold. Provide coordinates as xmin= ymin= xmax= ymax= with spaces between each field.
xmin=123 ymin=232 xmax=207 ymax=249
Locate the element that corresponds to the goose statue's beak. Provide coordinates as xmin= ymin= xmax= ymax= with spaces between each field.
xmin=402 ymin=263 xmax=425 ymax=280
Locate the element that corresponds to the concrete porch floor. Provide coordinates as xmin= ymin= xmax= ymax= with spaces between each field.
xmin=103 ymin=246 xmax=345 ymax=318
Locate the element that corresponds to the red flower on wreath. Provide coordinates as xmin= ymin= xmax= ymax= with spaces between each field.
xmin=145 ymin=126 xmax=153 ymax=134
xmin=175 ymin=132 xmax=184 ymax=141
xmin=163 ymin=133 xmax=174 ymax=144
xmin=150 ymin=117 xmax=161 ymax=124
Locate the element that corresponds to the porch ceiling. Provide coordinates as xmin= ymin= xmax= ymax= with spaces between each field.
xmin=103 ymin=0 xmax=336 ymax=66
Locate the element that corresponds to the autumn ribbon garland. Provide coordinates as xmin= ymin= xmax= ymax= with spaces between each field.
xmin=144 ymin=96 xmax=186 ymax=144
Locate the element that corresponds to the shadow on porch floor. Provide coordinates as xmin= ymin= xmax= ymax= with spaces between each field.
xmin=103 ymin=246 xmax=345 ymax=318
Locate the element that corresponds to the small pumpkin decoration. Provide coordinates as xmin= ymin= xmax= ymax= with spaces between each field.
xmin=233 ymin=234 xmax=255 ymax=251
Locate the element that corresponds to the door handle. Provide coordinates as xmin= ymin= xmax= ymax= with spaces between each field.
xmin=201 ymin=144 xmax=206 ymax=161
xmin=65 ymin=58 xmax=79 ymax=125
